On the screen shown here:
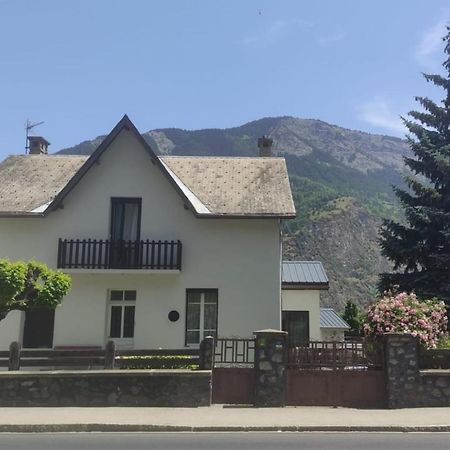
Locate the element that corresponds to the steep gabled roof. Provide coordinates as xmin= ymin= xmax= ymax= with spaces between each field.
xmin=161 ymin=156 xmax=295 ymax=217
xmin=0 ymin=115 xmax=296 ymax=218
xmin=47 ymin=114 xmax=199 ymax=216
xmin=0 ymin=155 xmax=87 ymax=215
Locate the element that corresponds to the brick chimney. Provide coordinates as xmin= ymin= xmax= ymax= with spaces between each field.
xmin=28 ymin=136 xmax=50 ymax=155
xmin=258 ymin=136 xmax=273 ymax=157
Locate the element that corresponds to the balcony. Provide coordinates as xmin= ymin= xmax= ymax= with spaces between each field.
xmin=57 ymin=239 xmax=182 ymax=271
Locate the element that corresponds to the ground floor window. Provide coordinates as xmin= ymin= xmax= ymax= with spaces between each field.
xmin=23 ymin=309 xmax=55 ymax=348
xmin=185 ymin=289 xmax=218 ymax=345
xmin=108 ymin=290 xmax=136 ymax=339
xmin=282 ymin=310 xmax=309 ymax=346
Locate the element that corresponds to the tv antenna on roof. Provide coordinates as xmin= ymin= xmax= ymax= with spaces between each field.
xmin=25 ymin=119 xmax=44 ymax=154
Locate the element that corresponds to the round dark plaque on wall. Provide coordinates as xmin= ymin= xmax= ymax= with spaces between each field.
xmin=168 ymin=310 xmax=180 ymax=322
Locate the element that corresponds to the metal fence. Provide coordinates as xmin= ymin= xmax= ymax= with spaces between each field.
xmin=0 ymin=342 xmax=198 ymax=371
xmin=214 ymin=338 xmax=255 ymax=367
xmin=286 ymin=340 xmax=383 ymax=370
xmin=419 ymin=348 xmax=450 ymax=370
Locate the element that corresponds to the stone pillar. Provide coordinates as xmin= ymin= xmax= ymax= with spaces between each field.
xmin=104 ymin=340 xmax=116 ymax=369
xmin=384 ymin=333 xmax=421 ymax=408
xmin=199 ymin=336 xmax=215 ymax=370
xmin=254 ymin=329 xmax=287 ymax=407
xmin=8 ymin=341 xmax=21 ymax=371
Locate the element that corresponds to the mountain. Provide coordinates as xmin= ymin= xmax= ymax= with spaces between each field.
xmin=283 ymin=198 xmax=391 ymax=310
xmin=59 ymin=116 xmax=410 ymax=310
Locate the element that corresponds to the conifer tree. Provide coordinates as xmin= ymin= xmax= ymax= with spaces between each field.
xmin=342 ymin=300 xmax=363 ymax=337
xmin=379 ymin=26 xmax=450 ymax=304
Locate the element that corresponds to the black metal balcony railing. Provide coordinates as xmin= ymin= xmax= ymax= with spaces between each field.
xmin=57 ymin=239 xmax=182 ymax=270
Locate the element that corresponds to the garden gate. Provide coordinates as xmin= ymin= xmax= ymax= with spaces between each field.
xmin=212 ymin=337 xmax=255 ymax=404
xmin=285 ymin=340 xmax=386 ymax=408
xmin=209 ymin=336 xmax=386 ymax=408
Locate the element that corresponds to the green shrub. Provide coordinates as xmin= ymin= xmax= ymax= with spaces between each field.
xmin=118 ymin=355 xmax=199 ymax=370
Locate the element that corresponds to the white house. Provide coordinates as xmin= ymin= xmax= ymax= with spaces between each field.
xmin=0 ymin=116 xmax=295 ymax=350
xmin=281 ymin=261 xmax=349 ymax=344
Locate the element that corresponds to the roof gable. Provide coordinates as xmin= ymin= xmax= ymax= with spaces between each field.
xmin=47 ymin=115 xmax=196 ymax=215
xmin=0 ymin=116 xmax=296 ymax=218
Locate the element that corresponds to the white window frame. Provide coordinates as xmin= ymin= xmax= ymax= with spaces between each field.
xmin=185 ymin=289 xmax=218 ymax=347
xmin=106 ymin=289 xmax=136 ymax=347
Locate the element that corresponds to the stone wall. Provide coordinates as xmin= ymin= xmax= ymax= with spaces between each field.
xmin=420 ymin=372 xmax=450 ymax=407
xmin=0 ymin=369 xmax=211 ymax=407
xmin=254 ymin=329 xmax=287 ymax=407
xmin=384 ymin=333 xmax=421 ymax=408
xmin=384 ymin=333 xmax=450 ymax=408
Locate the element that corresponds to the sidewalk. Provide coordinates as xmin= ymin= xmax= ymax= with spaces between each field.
xmin=1 ymin=405 xmax=450 ymax=432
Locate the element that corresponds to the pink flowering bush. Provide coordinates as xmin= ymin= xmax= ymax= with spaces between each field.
xmin=363 ymin=292 xmax=448 ymax=348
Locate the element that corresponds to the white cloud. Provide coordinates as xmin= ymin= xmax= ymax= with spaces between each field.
xmin=358 ymin=98 xmax=407 ymax=136
xmin=243 ymin=19 xmax=313 ymax=47
xmin=414 ymin=17 xmax=448 ymax=67
xmin=317 ymin=30 xmax=345 ymax=46
xmin=242 ymin=19 xmax=345 ymax=49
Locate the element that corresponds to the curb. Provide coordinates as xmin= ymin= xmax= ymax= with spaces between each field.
xmin=1 ymin=424 xmax=450 ymax=433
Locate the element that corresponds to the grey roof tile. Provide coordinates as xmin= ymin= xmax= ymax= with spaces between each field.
xmin=161 ymin=156 xmax=295 ymax=217
xmin=0 ymin=154 xmax=296 ymax=217
xmin=0 ymin=155 xmax=87 ymax=213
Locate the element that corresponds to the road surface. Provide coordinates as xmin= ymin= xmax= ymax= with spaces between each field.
xmin=0 ymin=432 xmax=449 ymax=450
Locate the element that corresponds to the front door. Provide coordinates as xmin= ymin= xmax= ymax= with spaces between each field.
xmin=22 ymin=309 xmax=55 ymax=348
xmin=110 ymin=198 xmax=142 ymax=268
xmin=282 ymin=311 xmax=310 ymax=347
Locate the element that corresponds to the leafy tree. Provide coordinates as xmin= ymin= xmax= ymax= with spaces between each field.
xmin=379 ymin=26 xmax=450 ymax=304
xmin=0 ymin=259 xmax=71 ymax=321
xmin=342 ymin=300 xmax=363 ymax=337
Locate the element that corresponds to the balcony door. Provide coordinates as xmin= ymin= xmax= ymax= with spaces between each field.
xmin=110 ymin=198 xmax=142 ymax=268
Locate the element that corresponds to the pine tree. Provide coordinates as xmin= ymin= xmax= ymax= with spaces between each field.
xmin=342 ymin=300 xmax=363 ymax=337
xmin=380 ymin=26 xmax=450 ymax=304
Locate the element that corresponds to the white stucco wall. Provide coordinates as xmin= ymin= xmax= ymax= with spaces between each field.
xmin=0 ymin=128 xmax=282 ymax=349
xmin=281 ymin=289 xmax=321 ymax=340
xmin=320 ymin=329 xmax=346 ymax=342
xmin=0 ymin=311 xmax=23 ymax=345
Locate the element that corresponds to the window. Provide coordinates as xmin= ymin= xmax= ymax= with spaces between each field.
xmin=108 ymin=290 xmax=136 ymax=339
xmin=110 ymin=198 xmax=142 ymax=269
xmin=185 ymin=289 xmax=218 ymax=346
xmin=110 ymin=198 xmax=142 ymax=242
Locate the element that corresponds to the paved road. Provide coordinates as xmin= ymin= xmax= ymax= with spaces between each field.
xmin=1 ymin=432 xmax=450 ymax=450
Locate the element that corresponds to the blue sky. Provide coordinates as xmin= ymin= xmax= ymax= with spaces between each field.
xmin=0 ymin=0 xmax=449 ymax=158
